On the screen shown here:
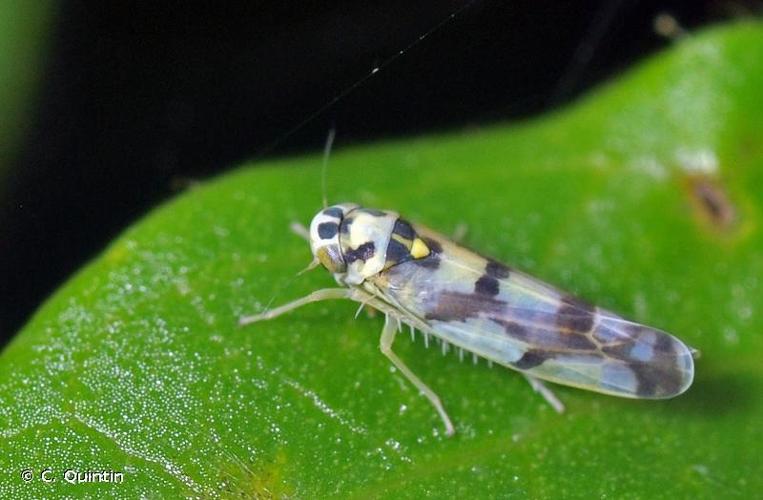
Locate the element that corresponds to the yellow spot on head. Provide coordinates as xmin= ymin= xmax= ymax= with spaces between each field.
xmin=410 ymin=238 xmax=430 ymax=259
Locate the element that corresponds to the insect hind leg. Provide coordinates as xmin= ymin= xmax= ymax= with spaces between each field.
xmin=380 ymin=315 xmax=455 ymax=436
xmin=523 ymin=374 xmax=565 ymax=413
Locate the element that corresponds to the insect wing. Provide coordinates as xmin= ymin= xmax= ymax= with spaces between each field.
xmin=378 ymin=227 xmax=695 ymax=399
xmin=486 ymin=295 xmax=696 ymax=399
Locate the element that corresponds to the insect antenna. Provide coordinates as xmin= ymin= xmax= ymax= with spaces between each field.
xmin=251 ymin=0 xmax=479 ymax=160
xmin=256 ymin=256 xmax=321 ymax=320
xmin=296 ymin=257 xmax=321 ymax=276
xmin=321 ymin=127 xmax=335 ymax=209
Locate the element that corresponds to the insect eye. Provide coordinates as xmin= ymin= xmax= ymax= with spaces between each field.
xmin=316 ymin=222 xmax=339 ymax=240
xmin=316 ymin=245 xmax=345 ymax=273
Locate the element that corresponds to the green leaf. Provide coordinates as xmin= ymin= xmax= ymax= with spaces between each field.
xmin=3 ymin=22 xmax=762 ymax=498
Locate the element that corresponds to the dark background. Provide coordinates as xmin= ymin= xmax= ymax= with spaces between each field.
xmin=2 ymin=1 xmax=760 ymax=344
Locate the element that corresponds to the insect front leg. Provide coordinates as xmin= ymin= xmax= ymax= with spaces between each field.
xmin=522 ymin=374 xmax=565 ymax=413
xmin=379 ymin=314 xmax=455 ymax=436
xmin=289 ymin=222 xmax=310 ymax=241
xmin=239 ymin=288 xmax=355 ymax=325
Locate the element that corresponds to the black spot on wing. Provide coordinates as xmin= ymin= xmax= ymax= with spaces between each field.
xmin=599 ymin=323 xmax=686 ymax=397
xmin=556 ymin=295 xmax=596 ymax=334
xmin=492 ymin=318 xmax=597 ymax=350
xmin=317 ymin=222 xmax=338 ymax=239
xmin=344 ymin=242 xmax=375 ymax=263
xmin=322 ymin=207 xmax=344 ymax=218
xmin=392 ymin=219 xmax=415 ymax=240
xmin=474 ymin=275 xmax=500 ymax=296
xmin=486 ymin=259 xmax=510 ymax=279
xmin=496 ymin=320 xmax=530 ymax=341
xmin=425 ymin=291 xmax=505 ymax=322
xmin=601 ymin=324 xmax=666 ymax=360
xmin=512 ymin=350 xmax=548 ymax=370
xmin=424 ymin=237 xmax=443 ymax=253
xmin=385 ymin=238 xmax=411 ymax=265
xmin=654 ymin=329 xmax=677 ymax=355
xmin=629 ymin=361 xmax=684 ymax=397
xmin=414 ymin=256 xmax=440 ymax=269
xmin=630 ymin=363 xmax=659 ymax=396
xmin=601 ymin=342 xmax=630 ymax=361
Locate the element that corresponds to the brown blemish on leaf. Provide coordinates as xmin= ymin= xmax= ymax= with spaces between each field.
xmin=684 ymin=175 xmax=736 ymax=231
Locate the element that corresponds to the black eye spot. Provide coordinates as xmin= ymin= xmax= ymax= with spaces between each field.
xmin=322 ymin=207 xmax=344 ymax=218
xmin=317 ymin=222 xmax=339 ymax=239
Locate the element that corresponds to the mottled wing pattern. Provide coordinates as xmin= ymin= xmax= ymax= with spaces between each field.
xmin=376 ymin=224 xmax=695 ymax=399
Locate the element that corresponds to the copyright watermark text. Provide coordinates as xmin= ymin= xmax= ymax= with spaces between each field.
xmin=21 ymin=468 xmax=125 ymax=484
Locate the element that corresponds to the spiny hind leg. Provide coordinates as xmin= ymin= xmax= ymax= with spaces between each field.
xmin=380 ymin=315 xmax=455 ymax=436
xmin=523 ymin=374 xmax=565 ymax=413
xmin=239 ymin=288 xmax=363 ymax=325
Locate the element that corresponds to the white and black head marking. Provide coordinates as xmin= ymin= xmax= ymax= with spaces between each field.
xmin=309 ymin=204 xmax=435 ymax=286
xmin=308 ymin=203 xmax=358 ymax=275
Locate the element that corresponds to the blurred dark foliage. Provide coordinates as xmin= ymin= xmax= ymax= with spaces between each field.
xmin=2 ymin=0 xmax=759 ymax=342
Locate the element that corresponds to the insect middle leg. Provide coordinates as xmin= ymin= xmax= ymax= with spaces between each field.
xmin=522 ymin=374 xmax=565 ymax=413
xmin=380 ymin=314 xmax=455 ymax=436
